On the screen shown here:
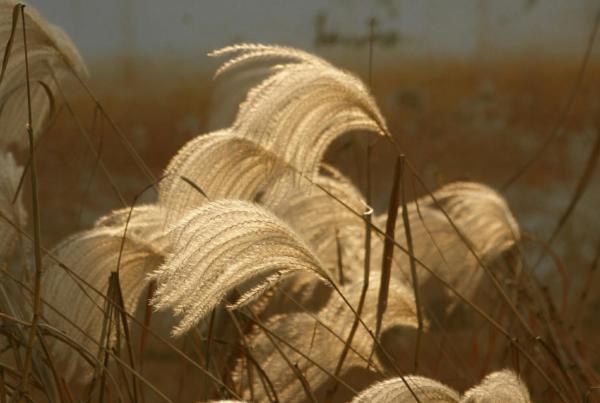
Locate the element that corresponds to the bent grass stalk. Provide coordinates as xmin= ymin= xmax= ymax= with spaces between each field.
xmin=17 ymin=5 xmax=43 ymax=401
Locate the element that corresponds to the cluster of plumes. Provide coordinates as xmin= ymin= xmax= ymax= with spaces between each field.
xmin=0 ymin=3 xmax=531 ymax=401
xmin=352 ymin=370 xmax=531 ymax=403
xmin=149 ymin=45 xmax=525 ymax=401
xmin=151 ymin=43 xmax=391 ymax=327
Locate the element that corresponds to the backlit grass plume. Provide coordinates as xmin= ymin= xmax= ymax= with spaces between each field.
xmin=93 ymin=204 xmax=170 ymax=254
xmin=351 ymin=375 xmax=460 ymax=403
xmin=380 ymin=181 xmax=520 ymax=307
xmin=160 ymin=44 xmax=388 ymax=227
xmin=254 ymin=168 xmax=370 ymax=317
xmin=351 ymin=370 xmax=531 ymax=402
xmin=274 ymin=167 xmax=367 ymax=275
xmin=234 ymin=273 xmax=419 ymax=402
xmin=210 ymin=43 xmax=329 ymax=77
xmin=41 ymin=206 xmax=165 ymax=381
xmin=159 ymin=130 xmax=291 ymax=227
xmin=0 ymin=0 xmax=87 ymax=149
xmin=214 ymin=44 xmax=389 ymax=170
xmin=149 ymin=199 xmax=330 ymax=336
xmin=462 ymin=370 xmax=532 ymax=403
xmin=0 ymin=151 xmax=26 ymax=259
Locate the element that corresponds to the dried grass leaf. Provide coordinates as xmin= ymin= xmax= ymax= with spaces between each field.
xmin=0 ymin=0 xmax=87 ymax=149
xmin=149 ymin=200 xmax=329 ymax=336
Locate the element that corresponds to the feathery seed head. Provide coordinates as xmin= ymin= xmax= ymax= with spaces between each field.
xmin=149 ymin=199 xmax=329 ymax=336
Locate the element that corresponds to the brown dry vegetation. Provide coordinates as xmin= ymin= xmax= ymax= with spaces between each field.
xmin=19 ymin=57 xmax=599 ymax=401
xmin=2 ymin=3 xmax=600 ymax=402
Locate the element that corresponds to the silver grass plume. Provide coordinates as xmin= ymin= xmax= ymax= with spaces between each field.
xmin=162 ymin=44 xmax=388 ymax=227
xmin=207 ymin=43 xmax=330 ymax=129
xmin=461 ymin=370 xmax=531 ymax=403
xmin=0 ymin=0 xmax=87 ymax=149
xmin=349 ymin=370 xmax=531 ymax=403
xmin=351 ymin=376 xmax=460 ymax=403
xmin=219 ymin=45 xmax=389 ymax=176
xmin=149 ymin=199 xmax=330 ymax=336
xmin=275 ymin=167 xmax=367 ymax=275
xmin=94 ymin=203 xmax=170 ymax=254
xmin=256 ymin=167 xmax=370 ymax=317
xmin=424 ymin=182 xmax=520 ymax=255
xmin=41 ymin=206 xmax=164 ymax=381
xmin=159 ymin=130 xmax=293 ymax=228
xmin=209 ymin=43 xmax=329 ymax=77
xmin=378 ymin=181 xmax=520 ymax=306
xmin=203 ymin=401 xmax=246 ymax=403
xmin=0 ymin=151 xmax=26 ymax=260
xmin=234 ymin=273 xmax=418 ymax=402
xmin=202 ymin=401 xmax=246 ymax=403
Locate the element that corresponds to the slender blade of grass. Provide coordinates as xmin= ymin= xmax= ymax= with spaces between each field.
xmin=399 ymin=156 xmax=424 ymax=373
xmin=324 ymin=207 xmax=373 ymax=402
xmin=245 ymin=309 xmax=318 ymax=403
xmin=375 ymin=156 xmax=403 ymax=340
xmin=17 ymin=6 xmax=44 ymax=401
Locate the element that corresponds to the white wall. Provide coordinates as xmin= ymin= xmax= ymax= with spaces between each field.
xmin=29 ymin=0 xmax=600 ymax=66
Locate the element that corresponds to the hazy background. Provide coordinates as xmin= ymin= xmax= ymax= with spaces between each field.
xmin=24 ymin=0 xmax=600 ymax=275
xmin=30 ymin=0 xmax=600 ymax=64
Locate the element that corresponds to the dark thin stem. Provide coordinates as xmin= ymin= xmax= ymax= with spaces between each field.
xmin=245 ymin=310 xmax=318 ymax=403
xmin=335 ymin=229 xmax=345 ymax=285
xmin=571 ymin=244 xmax=600 ymax=327
xmin=400 ymin=157 xmax=423 ymax=372
xmin=70 ymin=68 xmax=157 ymax=186
xmin=324 ymin=207 xmax=373 ymax=401
xmin=50 ymin=73 xmax=127 ymax=206
xmin=18 ymin=6 xmax=43 ymax=401
xmin=202 ymin=309 xmax=217 ymax=401
xmin=375 ymin=156 xmax=403 ymax=340
xmin=368 ymin=17 xmax=375 ymax=88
